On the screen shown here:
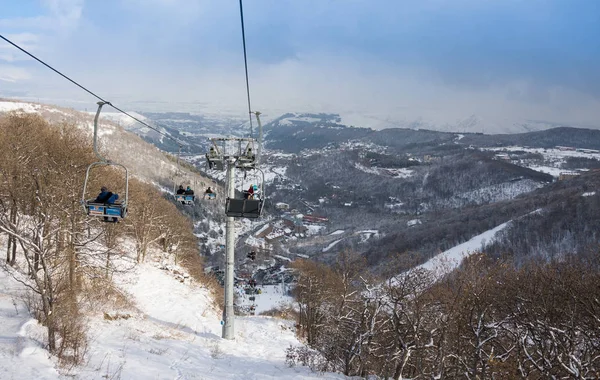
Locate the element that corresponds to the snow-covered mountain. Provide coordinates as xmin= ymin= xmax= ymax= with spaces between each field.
xmin=280 ymin=111 xmax=594 ymax=134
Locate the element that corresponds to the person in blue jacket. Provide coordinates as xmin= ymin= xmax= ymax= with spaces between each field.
xmin=107 ymin=192 xmax=119 ymax=204
xmin=95 ymin=186 xmax=119 ymax=204
xmin=94 ymin=186 xmax=119 ymax=222
xmin=94 ymin=186 xmax=112 ymax=203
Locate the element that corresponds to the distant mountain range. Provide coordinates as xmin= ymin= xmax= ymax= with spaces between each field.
xmin=4 ymin=99 xmax=600 ymax=275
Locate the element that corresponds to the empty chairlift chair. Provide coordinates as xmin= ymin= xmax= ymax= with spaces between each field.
xmin=205 ymin=144 xmax=225 ymax=171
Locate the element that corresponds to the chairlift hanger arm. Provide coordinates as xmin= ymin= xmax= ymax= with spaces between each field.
xmin=252 ymin=111 xmax=263 ymax=165
xmin=92 ymin=101 xmax=110 ymax=162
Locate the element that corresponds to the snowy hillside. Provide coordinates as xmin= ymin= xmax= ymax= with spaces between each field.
xmin=0 ymin=99 xmax=219 ymax=196
xmin=0 ymin=238 xmax=340 ymax=379
xmin=483 ymin=145 xmax=600 ymax=178
xmin=272 ymin=110 xmax=590 ymax=134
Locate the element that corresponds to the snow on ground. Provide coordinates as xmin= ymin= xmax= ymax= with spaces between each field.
xmin=385 ymin=168 xmax=414 ymax=178
xmin=354 ymin=162 xmax=379 ymax=175
xmin=485 ymin=146 xmax=600 ymax=160
xmin=407 ymin=219 xmax=422 ymax=227
xmin=415 ymin=222 xmax=510 ymax=280
xmin=305 ymin=225 xmax=326 ymax=235
xmin=384 ymin=201 xmax=404 ymax=210
xmin=0 ymin=257 xmax=343 ymax=379
xmin=0 ymin=100 xmax=73 ymax=118
xmin=269 ymin=152 xmax=296 ymax=158
xmin=237 ymin=284 xmax=294 ymax=315
xmin=263 ymin=165 xmax=288 ymax=183
xmin=446 ymin=179 xmax=544 ymax=206
xmin=329 ymin=230 xmax=344 ymax=235
xmin=0 ymin=267 xmax=59 ymax=380
xmin=322 ymin=239 xmax=342 ymax=252
xmin=526 ymin=165 xmax=563 ymax=177
xmin=354 ymin=162 xmax=414 ymax=178
xmin=355 ymin=230 xmax=379 ymax=243
xmin=0 ymin=100 xmax=41 ymax=113
xmin=482 ymin=146 xmax=600 ymax=177
xmin=583 ymin=191 xmax=596 ymax=197
xmin=254 ymin=223 xmax=270 ymax=236
xmin=356 ymin=230 xmax=379 ymax=235
xmin=278 ymin=116 xmax=323 ymax=126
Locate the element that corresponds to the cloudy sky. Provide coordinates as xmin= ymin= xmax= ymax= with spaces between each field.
xmin=1 ymin=0 xmax=599 ymax=131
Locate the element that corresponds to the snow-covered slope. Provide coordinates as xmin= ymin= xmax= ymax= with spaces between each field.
xmin=416 ymin=222 xmax=509 ymax=280
xmin=0 ymin=268 xmax=59 ymax=379
xmin=0 ymin=250 xmax=340 ymax=379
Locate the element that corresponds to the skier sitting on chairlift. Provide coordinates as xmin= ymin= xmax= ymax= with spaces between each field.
xmin=184 ymin=186 xmax=194 ymax=195
xmin=176 ymin=185 xmax=185 ymax=195
xmin=94 ymin=186 xmax=119 ymax=223
xmin=94 ymin=186 xmax=119 ymax=204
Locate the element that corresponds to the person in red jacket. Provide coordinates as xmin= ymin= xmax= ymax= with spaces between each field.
xmin=244 ymin=184 xmax=254 ymax=199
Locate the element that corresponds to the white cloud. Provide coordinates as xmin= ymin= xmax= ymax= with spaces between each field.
xmin=0 ymin=65 xmax=32 ymax=82
xmin=41 ymin=0 xmax=84 ymax=32
xmin=0 ymin=33 xmax=41 ymax=62
xmin=0 ymin=16 xmax=53 ymax=30
xmin=119 ymin=0 xmax=211 ymax=23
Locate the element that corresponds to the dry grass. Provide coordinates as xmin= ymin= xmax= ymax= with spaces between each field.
xmin=79 ymin=276 xmax=134 ymax=313
xmin=179 ymin=252 xmax=223 ymax=310
xmin=259 ymin=306 xmax=298 ymax=320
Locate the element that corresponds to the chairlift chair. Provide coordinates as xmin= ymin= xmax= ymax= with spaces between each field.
xmin=175 ymin=193 xmax=195 ymax=205
xmin=205 ymin=142 xmax=225 ymax=171
xmin=235 ymin=140 xmax=256 ymax=170
xmin=225 ymin=168 xmax=265 ymax=219
xmin=175 ymin=183 xmax=195 ymax=205
xmin=203 ymin=183 xmax=217 ymax=200
xmin=81 ymin=102 xmax=129 ymax=222
xmin=173 ymin=147 xmax=196 ymax=205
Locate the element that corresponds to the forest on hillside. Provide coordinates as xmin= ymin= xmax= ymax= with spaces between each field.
xmin=0 ymin=113 xmax=209 ymax=364
xmin=289 ymin=251 xmax=600 ymax=379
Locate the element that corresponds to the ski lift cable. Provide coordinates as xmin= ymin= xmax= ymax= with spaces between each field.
xmin=239 ymin=0 xmax=254 ymax=138
xmin=0 ymin=34 xmax=185 ymax=148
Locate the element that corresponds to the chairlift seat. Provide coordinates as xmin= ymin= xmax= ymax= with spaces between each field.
xmin=225 ymin=197 xmax=263 ymax=218
xmin=206 ymin=153 xmax=225 ymax=171
xmin=85 ymin=200 xmax=127 ymax=219
xmin=175 ymin=194 xmax=195 ymax=205
xmin=235 ymin=155 xmax=256 ymax=170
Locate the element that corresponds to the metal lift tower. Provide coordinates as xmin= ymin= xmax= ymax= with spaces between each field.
xmin=206 ymin=131 xmax=264 ymax=340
